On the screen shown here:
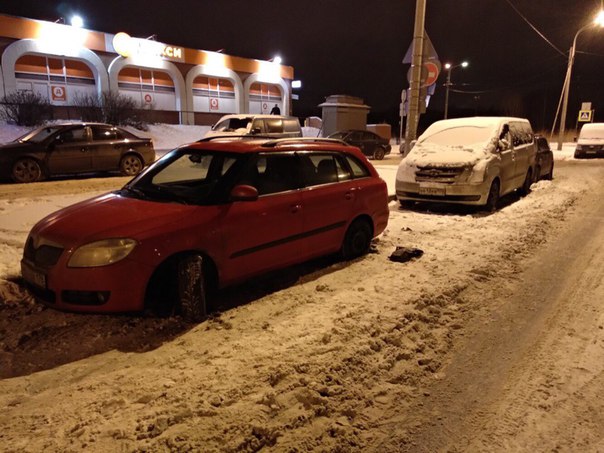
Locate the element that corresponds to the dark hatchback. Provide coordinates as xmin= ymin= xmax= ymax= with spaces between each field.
xmin=0 ymin=122 xmax=155 ymax=183
xmin=328 ymin=130 xmax=391 ymax=160
xmin=534 ymin=135 xmax=554 ymax=181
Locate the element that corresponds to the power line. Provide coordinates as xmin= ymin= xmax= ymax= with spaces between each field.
xmin=503 ymin=0 xmax=567 ymax=57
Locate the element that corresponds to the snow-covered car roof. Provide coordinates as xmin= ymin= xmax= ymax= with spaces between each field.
xmin=406 ymin=117 xmax=528 ymax=167
xmin=418 ymin=116 xmax=527 ymax=142
xmin=578 ymin=123 xmax=604 ymax=140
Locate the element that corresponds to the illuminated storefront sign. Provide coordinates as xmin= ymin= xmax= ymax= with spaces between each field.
xmin=112 ymin=32 xmax=184 ymax=62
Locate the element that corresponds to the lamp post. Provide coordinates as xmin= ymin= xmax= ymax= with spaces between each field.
xmin=444 ymin=61 xmax=468 ymax=119
xmin=557 ymin=11 xmax=604 ymax=150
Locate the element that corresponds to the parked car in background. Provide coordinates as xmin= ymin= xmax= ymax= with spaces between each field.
xmin=0 ymin=123 xmax=155 ymax=183
xmin=203 ymin=114 xmax=302 ymax=139
xmin=328 ymin=130 xmax=391 ymax=160
xmin=534 ymin=135 xmax=554 ymax=181
xmin=574 ymin=123 xmax=604 ymax=158
xmin=21 ymin=137 xmax=389 ymax=321
xmin=396 ymin=117 xmax=537 ymax=211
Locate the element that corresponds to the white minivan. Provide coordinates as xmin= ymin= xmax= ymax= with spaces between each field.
xmin=204 ymin=114 xmax=302 ymax=139
xmin=395 ymin=117 xmax=537 ymax=211
xmin=574 ymin=123 xmax=604 ymax=158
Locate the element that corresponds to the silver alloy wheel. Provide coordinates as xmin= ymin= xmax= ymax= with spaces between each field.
xmin=120 ymin=154 xmax=143 ymax=176
xmin=12 ymin=158 xmax=42 ymax=183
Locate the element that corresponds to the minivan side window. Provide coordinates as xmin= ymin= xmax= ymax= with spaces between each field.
xmin=509 ymin=124 xmax=523 ymax=147
xmin=251 ymin=119 xmax=266 ymax=133
xmin=265 ymin=119 xmax=283 ymax=133
xmin=283 ymin=119 xmax=301 ymax=133
xmin=509 ymin=122 xmax=533 ymax=146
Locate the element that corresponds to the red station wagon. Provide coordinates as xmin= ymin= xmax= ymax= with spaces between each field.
xmin=21 ymin=138 xmax=390 ymax=320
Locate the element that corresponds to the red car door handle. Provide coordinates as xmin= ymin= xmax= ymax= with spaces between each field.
xmin=80 ymin=148 xmax=87 ymax=152
xmin=290 ymin=204 xmax=302 ymax=213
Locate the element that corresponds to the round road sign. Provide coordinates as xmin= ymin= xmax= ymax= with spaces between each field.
xmin=422 ymin=61 xmax=440 ymax=87
xmin=406 ymin=61 xmax=441 ymax=87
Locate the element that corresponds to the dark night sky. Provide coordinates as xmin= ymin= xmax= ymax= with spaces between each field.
xmin=2 ymin=0 xmax=604 ymax=131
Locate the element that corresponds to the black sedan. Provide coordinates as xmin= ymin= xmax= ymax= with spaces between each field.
xmin=0 ymin=123 xmax=155 ymax=183
xmin=328 ymin=130 xmax=391 ymax=160
xmin=534 ymin=135 xmax=554 ymax=181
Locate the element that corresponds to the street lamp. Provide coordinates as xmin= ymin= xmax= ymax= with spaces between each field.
xmin=444 ymin=61 xmax=468 ymax=119
xmin=557 ymin=10 xmax=604 ymax=150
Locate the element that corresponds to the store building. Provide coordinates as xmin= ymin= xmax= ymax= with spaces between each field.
xmin=0 ymin=14 xmax=294 ymax=125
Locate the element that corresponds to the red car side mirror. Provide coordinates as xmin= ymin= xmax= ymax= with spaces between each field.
xmin=230 ymin=184 xmax=258 ymax=202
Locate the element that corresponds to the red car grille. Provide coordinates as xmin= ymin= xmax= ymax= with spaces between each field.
xmin=24 ymin=238 xmax=63 ymax=267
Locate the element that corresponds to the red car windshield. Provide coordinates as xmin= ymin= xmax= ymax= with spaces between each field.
xmin=121 ymin=149 xmax=245 ymax=205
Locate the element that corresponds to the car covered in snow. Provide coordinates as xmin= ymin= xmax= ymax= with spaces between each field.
xmin=395 ymin=117 xmax=537 ymax=211
xmin=0 ymin=123 xmax=155 ymax=183
xmin=21 ymin=138 xmax=389 ymax=321
xmin=574 ymin=123 xmax=604 ymax=158
xmin=203 ymin=114 xmax=302 ymax=139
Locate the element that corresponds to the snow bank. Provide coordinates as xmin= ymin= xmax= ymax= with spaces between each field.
xmin=0 ymin=130 xmax=601 ymax=450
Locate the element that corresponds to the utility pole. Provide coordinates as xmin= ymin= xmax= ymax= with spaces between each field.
xmin=404 ymin=0 xmax=426 ymax=155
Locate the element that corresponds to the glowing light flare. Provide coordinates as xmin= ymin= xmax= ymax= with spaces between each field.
xmin=36 ymin=21 xmax=87 ymax=54
xmin=258 ymin=60 xmax=281 ymax=83
xmin=204 ymin=51 xmax=231 ymax=77
xmin=595 ymin=10 xmax=604 ymax=27
xmin=70 ymin=15 xmax=84 ymax=28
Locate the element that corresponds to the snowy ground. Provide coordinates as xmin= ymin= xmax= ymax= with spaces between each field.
xmin=0 ymin=123 xmax=593 ymax=451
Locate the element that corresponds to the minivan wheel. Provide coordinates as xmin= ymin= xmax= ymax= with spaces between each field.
xmin=12 ymin=158 xmax=43 ymax=183
xmin=373 ymin=147 xmax=386 ymax=160
xmin=519 ymin=169 xmax=533 ymax=196
xmin=177 ymin=254 xmax=207 ymax=322
xmin=120 ymin=154 xmax=143 ymax=176
xmin=341 ymin=218 xmax=373 ymax=260
xmin=484 ymin=179 xmax=500 ymax=212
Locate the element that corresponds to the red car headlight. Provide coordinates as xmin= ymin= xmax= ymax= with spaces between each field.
xmin=68 ymin=238 xmax=137 ymax=268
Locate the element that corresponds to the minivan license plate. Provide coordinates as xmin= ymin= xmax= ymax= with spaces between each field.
xmin=21 ymin=262 xmax=46 ymax=289
xmin=419 ymin=186 xmax=445 ymax=196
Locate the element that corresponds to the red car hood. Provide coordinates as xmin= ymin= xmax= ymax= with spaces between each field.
xmin=31 ymin=192 xmax=199 ymax=246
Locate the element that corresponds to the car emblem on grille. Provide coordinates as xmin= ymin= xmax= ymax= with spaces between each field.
xmin=424 ymin=169 xmax=442 ymax=176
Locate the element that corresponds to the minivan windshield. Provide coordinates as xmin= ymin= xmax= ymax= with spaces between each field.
xmin=122 ymin=149 xmax=244 ymax=205
xmin=420 ymin=126 xmax=493 ymax=147
xmin=211 ymin=117 xmax=253 ymax=132
xmin=16 ymin=126 xmax=64 ymax=143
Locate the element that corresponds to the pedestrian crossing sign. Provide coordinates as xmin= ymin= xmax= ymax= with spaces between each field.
xmin=578 ymin=110 xmax=593 ymax=122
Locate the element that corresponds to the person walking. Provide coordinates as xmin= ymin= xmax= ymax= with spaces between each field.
xmin=270 ymin=104 xmax=281 ymax=115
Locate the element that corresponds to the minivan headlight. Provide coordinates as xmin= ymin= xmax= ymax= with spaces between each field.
xmin=467 ymin=160 xmax=488 ymax=183
xmin=396 ymin=162 xmax=417 ymax=183
xmin=68 ymin=238 xmax=137 ymax=268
